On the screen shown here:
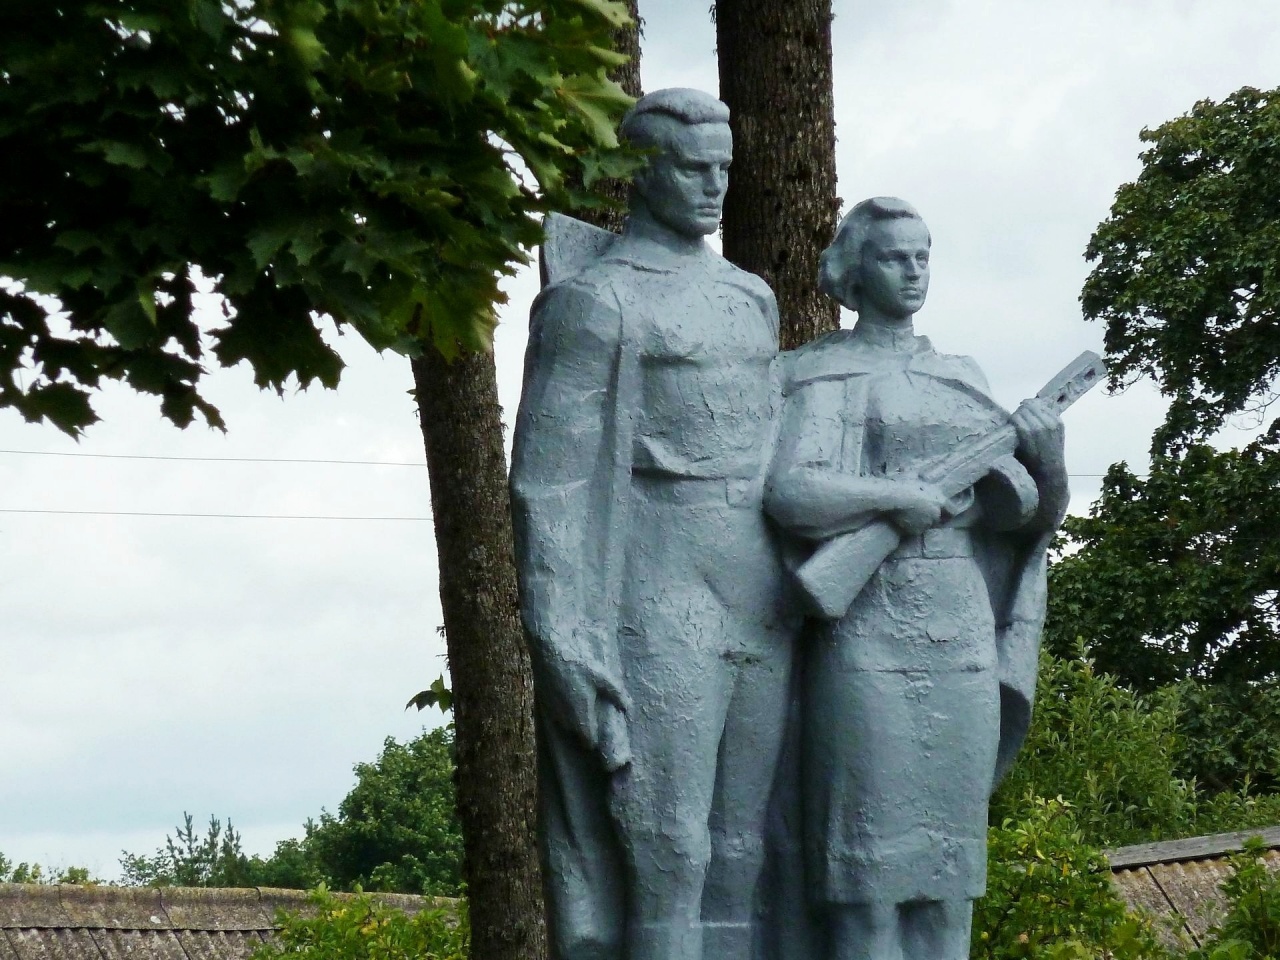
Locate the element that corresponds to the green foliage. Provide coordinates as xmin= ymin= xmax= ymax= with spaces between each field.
xmin=1172 ymin=680 xmax=1280 ymax=795
xmin=406 ymin=675 xmax=454 ymax=717
xmin=993 ymin=650 xmax=1280 ymax=847
xmin=1046 ymin=444 xmax=1280 ymax=690
xmin=1083 ymin=86 xmax=1280 ymax=448
xmin=120 ymin=728 xmax=462 ymax=895
xmin=1065 ymin=86 xmax=1280 ymax=698
xmin=0 ymin=0 xmax=637 ymax=435
xmin=250 ymin=888 xmax=466 ymax=960
xmin=304 ymin=728 xmax=463 ymax=896
xmin=119 ymin=813 xmax=266 ymax=887
xmin=975 ymin=796 xmax=1169 ymax=959
xmin=0 ymin=851 xmax=96 ymax=885
xmin=994 ymin=650 xmax=1196 ymax=846
xmin=1190 ymin=840 xmax=1280 ymax=960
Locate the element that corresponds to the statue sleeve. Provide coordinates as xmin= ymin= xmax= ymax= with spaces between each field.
xmin=510 ymin=279 xmax=627 ymax=681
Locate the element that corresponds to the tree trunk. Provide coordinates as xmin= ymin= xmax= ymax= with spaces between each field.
xmin=715 ymin=0 xmax=840 ymax=349
xmin=568 ymin=0 xmax=642 ymax=233
xmin=411 ymin=350 xmax=544 ymax=960
xmin=410 ymin=11 xmax=641 ymax=960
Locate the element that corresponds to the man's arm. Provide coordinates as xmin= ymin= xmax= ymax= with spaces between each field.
xmin=510 ymin=279 xmax=631 ymax=768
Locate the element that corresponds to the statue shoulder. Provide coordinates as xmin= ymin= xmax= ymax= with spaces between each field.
xmin=713 ymin=258 xmax=779 ymax=334
xmin=531 ymin=268 xmax=628 ymax=346
xmin=780 ymin=329 xmax=877 ymax=393
xmin=926 ymin=347 xmax=993 ymax=394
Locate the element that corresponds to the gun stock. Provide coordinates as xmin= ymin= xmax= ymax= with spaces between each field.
xmin=794 ymin=351 xmax=1105 ymax=620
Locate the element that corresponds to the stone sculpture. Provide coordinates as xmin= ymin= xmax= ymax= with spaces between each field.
xmin=763 ymin=197 xmax=1084 ymax=960
xmin=509 ymin=88 xmax=798 ymax=960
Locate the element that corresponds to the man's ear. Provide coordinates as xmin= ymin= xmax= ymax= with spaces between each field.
xmin=630 ymin=161 xmax=653 ymax=203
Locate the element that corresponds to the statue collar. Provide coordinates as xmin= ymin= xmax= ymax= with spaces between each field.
xmin=850 ymin=318 xmax=920 ymax=352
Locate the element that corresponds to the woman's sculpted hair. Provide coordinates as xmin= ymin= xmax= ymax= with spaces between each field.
xmin=818 ymin=197 xmax=930 ymax=312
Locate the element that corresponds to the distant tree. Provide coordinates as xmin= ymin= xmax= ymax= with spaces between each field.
xmin=1051 ymin=86 xmax=1280 ymax=692
xmin=120 ymin=813 xmax=260 ymax=888
xmin=1083 ymin=86 xmax=1280 ymax=447
xmin=0 ymin=852 xmax=95 ymax=885
xmin=121 ymin=728 xmax=462 ymax=896
xmin=1046 ymin=442 xmax=1280 ymax=689
xmin=305 ymin=728 xmax=463 ymax=896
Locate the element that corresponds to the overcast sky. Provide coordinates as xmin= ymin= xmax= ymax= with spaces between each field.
xmin=3 ymin=0 xmax=1279 ymax=880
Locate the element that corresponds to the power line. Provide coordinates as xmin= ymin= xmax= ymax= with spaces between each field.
xmin=0 ymin=448 xmax=425 ymax=467
xmin=0 ymin=508 xmax=430 ymax=521
xmin=0 ymin=447 xmax=1128 ymax=478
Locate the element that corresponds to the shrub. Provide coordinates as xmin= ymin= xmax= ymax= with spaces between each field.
xmin=1190 ymin=839 xmax=1280 ymax=960
xmin=975 ymin=795 xmax=1170 ymax=959
xmin=251 ymin=888 xmax=466 ymax=960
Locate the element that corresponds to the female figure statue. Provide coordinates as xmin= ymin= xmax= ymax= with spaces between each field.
xmin=764 ymin=198 xmax=1070 ymax=960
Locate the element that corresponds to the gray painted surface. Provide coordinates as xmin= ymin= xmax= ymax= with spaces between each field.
xmin=512 ymin=96 xmax=1075 ymax=960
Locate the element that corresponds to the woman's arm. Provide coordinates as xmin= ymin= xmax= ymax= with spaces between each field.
xmin=763 ymin=377 xmax=946 ymax=541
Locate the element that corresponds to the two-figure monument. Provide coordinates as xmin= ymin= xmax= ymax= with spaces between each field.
xmin=511 ymin=88 xmax=1095 ymax=960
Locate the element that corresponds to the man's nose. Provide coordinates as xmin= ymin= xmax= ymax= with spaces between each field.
xmin=705 ymin=168 xmax=727 ymax=195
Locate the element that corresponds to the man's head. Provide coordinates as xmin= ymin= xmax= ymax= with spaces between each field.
xmin=620 ymin=88 xmax=732 ymax=238
xmin=819 ymin=197 xmax=932 ymax=318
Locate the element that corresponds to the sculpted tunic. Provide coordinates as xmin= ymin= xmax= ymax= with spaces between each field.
xmin=511 ymin=232 xmax=795 ymax=960
xmin=766 ymin=323 xmax=1051 ymax=908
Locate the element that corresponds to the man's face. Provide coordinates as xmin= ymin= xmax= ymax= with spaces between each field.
xmin=634 ymin=121 xmax=733 ymax=238
xmin=857 ymin=217 xmax=931 ymax=319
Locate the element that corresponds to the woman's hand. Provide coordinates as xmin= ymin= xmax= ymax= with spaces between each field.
xmin=1011 ymin=397 xmax=1066 ymax=477
xmin=888 ymin=481 xmax=950 ymax=535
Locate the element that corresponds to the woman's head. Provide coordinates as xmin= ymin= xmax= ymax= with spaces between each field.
xmin=818 ymin=197 xmax=931 ymax=316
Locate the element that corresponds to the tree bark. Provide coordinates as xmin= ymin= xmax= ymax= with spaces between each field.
xmin=716 ymin=0 xmax=840 ymax=349
xmin=409 ymin=11 xmax=641 ymax=960
xmin=568 ymin=0 xmax=642 ymax=233
xmin=411 ymin=350 xmax=544 ymax=960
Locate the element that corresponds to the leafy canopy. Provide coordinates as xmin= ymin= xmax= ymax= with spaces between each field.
xmin=1084 ymin=86 xmax=1280 ymax=448
xmin=1054 ymin=87 xmax=1280 ymax=691
xmin=0 ymin=0 xmax=635 ymax=435
xmin=1046 ymin=441 xmax=1280 ymax=689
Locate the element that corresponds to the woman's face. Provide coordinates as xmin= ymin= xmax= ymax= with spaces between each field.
xmin=855 ymin=217 xmax=931 ymax=320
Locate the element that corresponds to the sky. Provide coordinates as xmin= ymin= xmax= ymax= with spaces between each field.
xmin=3 ymin=0 xmax=1280 ymax=880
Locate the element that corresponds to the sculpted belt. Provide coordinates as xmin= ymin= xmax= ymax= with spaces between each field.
xmin=631 ymin=473 xmax=762 ymax=507
xmin=889 ymin=526 xmax=974 ymax=560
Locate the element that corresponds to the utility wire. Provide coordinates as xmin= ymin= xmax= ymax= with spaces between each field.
xmin=0 ymin=508 xmax=430 ymax=521
xmin=0 ymin=448 xmax=424 ymax=467
xmin=0 ymin=447 xmax=1127 ymax=478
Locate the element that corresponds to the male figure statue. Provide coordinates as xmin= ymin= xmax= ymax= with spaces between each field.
xmin=510 ymin=88 xmax=796 ymax=960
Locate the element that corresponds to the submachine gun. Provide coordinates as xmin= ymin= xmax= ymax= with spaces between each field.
xmin=795 ymin=351 xmax=1107 ymax=620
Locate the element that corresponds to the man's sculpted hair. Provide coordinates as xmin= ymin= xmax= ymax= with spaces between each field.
xmin=619 ymin=87 xmax=731 ymax=153
xmin=818 ymin=197 xmax=931 ymax=312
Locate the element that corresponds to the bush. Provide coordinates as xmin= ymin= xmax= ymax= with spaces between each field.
xmin=251 ymin=888 xmax=466 ymax=960
xmin=1172 ymin=681 xmax=1280 ymax=796
xmin=993 ymin=649 xmax=1280 ymax=848
xmin=1190 ymin=839 xmax=1280 ymax=960
xmin=993 ymin=650 xmax=1198 ymax=847
xmin=975 ymin=796 xmax=1170 ymax=959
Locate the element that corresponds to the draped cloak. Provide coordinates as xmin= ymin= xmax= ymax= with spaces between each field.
xmin=510 ymin=215 xmax=782 ymax=960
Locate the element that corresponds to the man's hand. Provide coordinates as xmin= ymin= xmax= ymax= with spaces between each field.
xmin=542 ymin=655 xmax=632 ymax=772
